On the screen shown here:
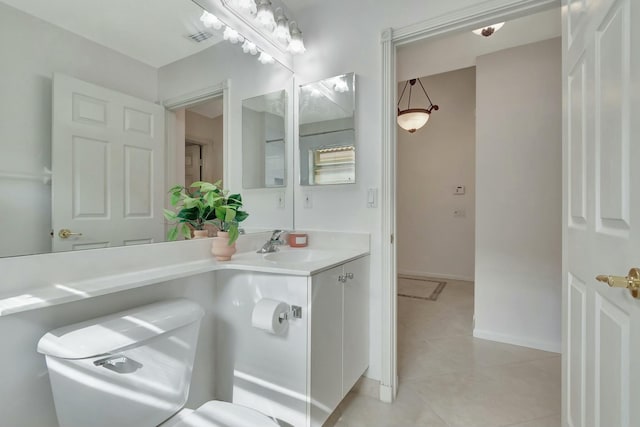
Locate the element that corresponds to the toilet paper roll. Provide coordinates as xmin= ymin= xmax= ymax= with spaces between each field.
xmin=251 ymin=299 xmax=289 ymax=335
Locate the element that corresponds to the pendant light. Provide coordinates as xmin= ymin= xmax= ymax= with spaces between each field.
xmin=397 ymin=78 xmax=439 ymax=133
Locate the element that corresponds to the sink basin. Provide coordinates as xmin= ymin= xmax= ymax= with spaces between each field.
xmin=263 ymin=249 xmax=333 ymax=264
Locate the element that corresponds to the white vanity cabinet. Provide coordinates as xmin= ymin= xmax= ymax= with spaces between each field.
xmin=308 ymin=256 xmax=370 ymax=427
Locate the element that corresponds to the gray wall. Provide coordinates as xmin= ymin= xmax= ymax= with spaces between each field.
xmin=475 ymin=37 xmax=562 ymax=351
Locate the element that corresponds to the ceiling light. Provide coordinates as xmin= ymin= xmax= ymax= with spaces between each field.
xmin=223 ymin=26 xmax=244 ymax=44
xmin=258 ymin=52 xmax=275 ymax=64
xmin=287 ymin=21 xmax=306 ymax=54
xmin=472 ymin=22 xmax=505 ymax=37
xmin=200 ymin=11 xmax=223 ymax=30
xmin=242 ymin=40 xmax=258 ymax=55
xmin=273 ymin=8 xmax=291 ymax=44
xmin=397 ymin=78 xmax=439 ymax=133
xmin=256 ymin=0 xmax=276 ymax=31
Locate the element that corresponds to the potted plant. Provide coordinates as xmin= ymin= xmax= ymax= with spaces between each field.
xmin=163 ymin=181 xmax=249 ymax=257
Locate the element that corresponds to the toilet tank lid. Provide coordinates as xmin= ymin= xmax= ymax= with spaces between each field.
xmin=37 ymin=299 xmax=205 ymax=359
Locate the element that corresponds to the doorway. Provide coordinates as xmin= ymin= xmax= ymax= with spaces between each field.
xmin=379 ymin=0 xmax=563 ymax=406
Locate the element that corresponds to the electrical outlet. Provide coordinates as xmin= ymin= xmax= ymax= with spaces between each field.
xmin=303 ymin=192 xmax=313 ymax=209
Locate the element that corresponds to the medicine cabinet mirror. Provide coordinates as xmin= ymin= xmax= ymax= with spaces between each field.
xmin=298 ymin=72 xmax=356 ymax=186
xmin=242 ymin=90 xmax=288 ymax=189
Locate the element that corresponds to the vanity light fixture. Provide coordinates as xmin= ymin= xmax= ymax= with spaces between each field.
xmin=273 ymin=8 xmax=291 ymax=44
xmin=258 ymin=52 xmax=275 ymax=64
xmin=235 ymin=0 xmax=257 ymax=14
xmin=242 ymin=40 xmax=258 ymax=55
xmin=200 ymin=10 xmax=223 ymax=30
xmin=223 ymin=26 xmax=244 ymax=44
xmin=397 ymin=78 xmax=439 ymax=133
xmin=256 ymin=0 xmax=276 ymax=31
xmin=287 ymin=21 xmax=306 ymax=54
xmin=472 ymin=22 xmax=505 ymax=37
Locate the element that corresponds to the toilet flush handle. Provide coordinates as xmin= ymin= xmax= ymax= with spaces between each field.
xmin=94 ymin=354 xmax=142 ymax=373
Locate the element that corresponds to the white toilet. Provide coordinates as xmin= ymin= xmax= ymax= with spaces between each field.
xmin=37 ymin=299 xmax=279 ymax=427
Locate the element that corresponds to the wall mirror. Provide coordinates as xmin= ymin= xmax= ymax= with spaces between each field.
xmin=299 ymin=73 xmax=356 ymax=186
xmin=242 ymin=90 xmax=287 ymax=189
xmin=0 ymin=0 xmax=293 ymax=258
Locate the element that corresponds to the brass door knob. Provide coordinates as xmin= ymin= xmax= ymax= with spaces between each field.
xmin=596 ymin=268 xmax=640 ymax=299
xmin=58 ymin=229 xmax=83 ymax=239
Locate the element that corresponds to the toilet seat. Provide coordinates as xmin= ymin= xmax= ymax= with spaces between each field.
xmin=164 ymin=401 xmax=279 ymax=427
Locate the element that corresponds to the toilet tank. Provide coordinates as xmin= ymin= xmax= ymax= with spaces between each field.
xmin=37 ymin=299 xmax=205 ymax=427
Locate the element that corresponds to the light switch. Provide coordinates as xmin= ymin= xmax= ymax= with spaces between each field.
xmin=454 ymin=185 xmax=466 ymax=195
xmin=453 ymin=209 xmax=466 ymax=218
xmin=276 ymin=192 xmax=285 ymax=209
xmin=367 ymin=188 xmax=378 ymax=208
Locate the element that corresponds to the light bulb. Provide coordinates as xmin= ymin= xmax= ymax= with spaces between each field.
xmin=273 ymin=8 xmax=290 ymax=44
xmin=200 ymin=11 xmax=223 ymax=30
xmin=236 ymin=0 xmax=256 ymax=14
xmin=223 ymin=26 xmax=244 ymax=44
xmin=242 ymin=40 xmax=258 ymax=55
xmin=287 ymin=21 xmax=306 ymax=54
xmin=256 ymin=0 xmax=276 ymax=31
xmin=258 ymin=52 xmax=275 ymax=64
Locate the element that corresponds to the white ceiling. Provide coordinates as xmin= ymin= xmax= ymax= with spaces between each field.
xmin=0 ymin=0 xmax=223 ymax=68
xmin=397 ymin=7 xmax=561 ymax=82
xmin=188 ymin=97 xmax=224 ymax=119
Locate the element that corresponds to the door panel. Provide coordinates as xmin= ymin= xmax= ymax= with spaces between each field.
xmin=563 ymin=0 xmax=639 ymax=426
xmin=52 ymin=73 xmax=165 ymax=251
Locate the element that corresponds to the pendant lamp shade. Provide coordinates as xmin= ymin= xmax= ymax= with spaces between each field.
xmin=397 ymin=78 xmax=438 ymax=133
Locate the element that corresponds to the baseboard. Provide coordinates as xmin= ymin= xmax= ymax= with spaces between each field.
xmin=379 ymin=383 xmax=395 ymax=403
xmin=398 ymin=269 xmax=474 ymax=282
xmin=473 ymin=328 xmax=561 ymax=354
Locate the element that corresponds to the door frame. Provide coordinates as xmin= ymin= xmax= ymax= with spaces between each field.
xmin=164 ymin=80 xmax=230 ymax=188
xmin=378 ymin=0 xmax=560 ymax=402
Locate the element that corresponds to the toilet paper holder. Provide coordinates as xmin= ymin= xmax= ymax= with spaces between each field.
xmin=279 ymin=305 xmax=302 ymax=321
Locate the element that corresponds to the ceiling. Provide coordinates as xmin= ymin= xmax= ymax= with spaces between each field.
xmin=188 ymin=97 xmax=224 ymax=119
xmin=397 ymin=7 xmax=561 ymax=82
xmin=0 ymin=0 xmax=223 ymax=68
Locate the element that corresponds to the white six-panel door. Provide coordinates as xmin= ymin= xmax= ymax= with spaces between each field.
xmin=52 ymin=74 xmax=165 ymax=251
xmin=563 ymin=0 xmax=640 ymax=426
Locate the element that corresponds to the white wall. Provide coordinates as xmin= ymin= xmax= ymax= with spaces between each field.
xmin=185 ymin=110 xmax=224 ymax=184
xmin=397 ymin=67 xmax=476 ymax=281
xmin=396 ymin=7 xmax=561 ymax=82
xmin=159 ymin=42 xmax=294 ymax=231
xmin=474 ymin=38 xmax=562 ymax=352
xmin=0 ymin=3 xmax=158 ymax=258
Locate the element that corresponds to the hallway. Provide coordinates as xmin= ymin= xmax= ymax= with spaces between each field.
xmin=327 ymin=279 xmax=561 ymax=427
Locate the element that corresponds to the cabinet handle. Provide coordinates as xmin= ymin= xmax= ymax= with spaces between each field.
xmin=338 ymin=272 xmax=354 ymax=283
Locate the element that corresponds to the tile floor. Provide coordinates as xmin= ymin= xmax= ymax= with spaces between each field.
xmin=325 ymin=279 xmax=561 ymax=427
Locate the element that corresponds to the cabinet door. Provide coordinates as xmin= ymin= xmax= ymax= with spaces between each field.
xmin=310 ymin=265 xmax=343 ymax=427
xmin=342 ymin=256 xmax=370 ymax=395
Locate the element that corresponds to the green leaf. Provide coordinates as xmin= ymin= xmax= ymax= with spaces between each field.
xmin=227 ymin=194 xmax=242 ymax=207
xmin=163 ymin=209 xmax=178 ymax=221
xmin=215 ymin=206 xmax=226 ymax=221
xmin=183 ymin=196 xmax=201 ymax=209
xmin=170 ymin=192 xmax=182 ymax=206
xmin=167 ymin=227 xmax=178 ymax=241
xmin=181 ymin=223 xmax=191 ymax=239
xmin=225 ymin=207 xmax=236 ymax=222
xmin=235 ymin=210 xmax=249 ymax=223
xmin=227 ymin=224 xmax=239 ymax=245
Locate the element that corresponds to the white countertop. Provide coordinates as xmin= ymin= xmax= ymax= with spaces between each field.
xmin=0 ymin=242 xmax=369 ymax=316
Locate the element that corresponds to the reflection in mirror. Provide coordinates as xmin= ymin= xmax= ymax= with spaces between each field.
xmin=0 ymin=0 xmax=291 ymax=258
xmin=242 ymin=90 xmax=287 ymax=189
xmin=299 ymin=73 xmax=356 ymax=186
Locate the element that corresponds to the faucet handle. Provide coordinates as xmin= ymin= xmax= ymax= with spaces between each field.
xmin=270 ymin=229 xmax=287 ymax=244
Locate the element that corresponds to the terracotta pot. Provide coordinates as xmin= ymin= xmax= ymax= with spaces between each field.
xmin=211 ymin=231 xmax=236 ymax=261
xmin=193 ymin=230 xmax=209 ymax=239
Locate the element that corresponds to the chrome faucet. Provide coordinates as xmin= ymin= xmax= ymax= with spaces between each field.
xmin=257 ymin=230 xmax=286 ymax=254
